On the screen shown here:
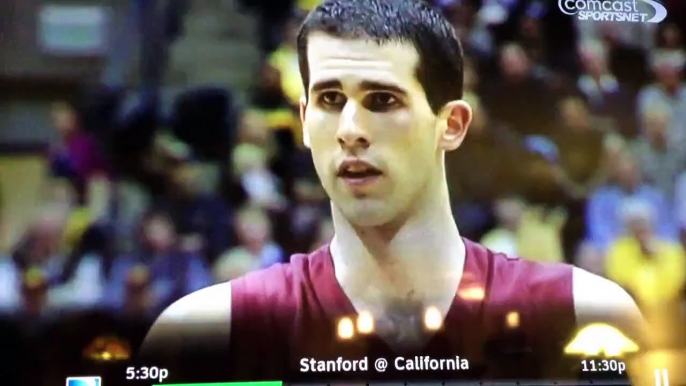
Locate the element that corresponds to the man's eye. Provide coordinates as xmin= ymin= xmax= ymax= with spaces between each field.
xmin=365 ymin=93 xmax=400 ymax=111
xmin=319 ymin=92 xmax=346 ymax=107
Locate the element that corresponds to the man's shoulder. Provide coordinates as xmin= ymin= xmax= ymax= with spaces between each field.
xmin=473 ymin=242 xmax=644 ymax=338
xmin=477 ymin=242 xmax=638 ymax=312
xmin=572 ymin=266 xmax=641 ymax=319
xmin=465 ymin=240 xmax=575 ymax=310
xmin=572 ymin=266 xmax=644 ymax=341
xmin=232 ymin=246 xmax=330 ymax=295
xmin=141 ymin=282 xmax=233 ymax=357
xmin=140 ymin=250 xmax=318 ymax=356
xmin=477 ymin=242 xmax=574 ymax=285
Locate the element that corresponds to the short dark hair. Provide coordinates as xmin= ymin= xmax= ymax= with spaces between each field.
xmin=297 ymin=0 xmax=464 ymax=115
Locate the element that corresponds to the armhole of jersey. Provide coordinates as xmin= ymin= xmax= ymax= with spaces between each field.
xmin=228 ymin=270 xmax=289 ymax=380
xmin=530 ymin=263 xmax=576 ymax=358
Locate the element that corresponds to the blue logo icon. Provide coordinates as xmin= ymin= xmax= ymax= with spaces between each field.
xmin=66 ymin=376 xmax=101 ymax=386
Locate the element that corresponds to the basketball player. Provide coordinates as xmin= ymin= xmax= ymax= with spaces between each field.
xmin=142 ymin=0 xmax=643 ymax=381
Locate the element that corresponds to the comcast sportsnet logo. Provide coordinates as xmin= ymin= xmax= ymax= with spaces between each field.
xmin=559 ymin=0 xmax=667 ymax=23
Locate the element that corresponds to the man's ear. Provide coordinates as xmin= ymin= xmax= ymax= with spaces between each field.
xmin=300 ymin=95 xmax=311 ymax=148
xmin=439 ymin=100 xmax=472 ymax=151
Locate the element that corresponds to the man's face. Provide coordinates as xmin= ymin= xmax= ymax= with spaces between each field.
xmin=301 ymin=34 xmax=443 ymax=226
xmin=626 ymin=216 xmax=652 ymax=244
xmin=655 ymin=64 xmax=682 ymax=89
xmin=580 ymin=47 xmax=607 ymax=75
xmin=613 ymin=152 xmax=641 ymax=189
xmin=145 ymin=217 xmax=175 ymax=251
xmin=560 ymin=98 xmax=590 ymax=131
xmin=499 ymin=47 xmax=530 ymax=81
xmin=51 ymin=103 xmax=78 ymax=136
xmin=644 ymin=112 xmax=669 ymax=143
xmin=171 ymin=162 xmax=199 ymax=194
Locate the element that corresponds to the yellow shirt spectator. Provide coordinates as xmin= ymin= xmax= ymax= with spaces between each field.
xmin=606 ymin=237 xmax=686 ymax=307
xmin=516 ymin=206 xmax=566 ymax=263
xmin=298 ymin=0 xmax=323 ymax=11
xmin=481 ymin=205 xmax=566 ymax=263
xmin=268 ymin=47 xmax=303 ymax=106
xmin=63 ymin=206 xmax=92 ymax=254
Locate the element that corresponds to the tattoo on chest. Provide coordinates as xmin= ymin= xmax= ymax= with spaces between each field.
xmin=376 ymin=298 xmax=428 ymax=349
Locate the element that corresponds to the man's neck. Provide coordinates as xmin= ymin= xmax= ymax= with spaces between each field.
xmin=661 ymin=82 xmax=681 ymax=96
xmin=329 ymin=181 xmax=466 ymax=309
xmin=648 ymin=136 xmax=668 ymax=152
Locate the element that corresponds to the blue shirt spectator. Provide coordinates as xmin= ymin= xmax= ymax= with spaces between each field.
xmin=155 ymin=160 xmax=235 ymax=262
xmin=586 ymin=150 xmax=678 ymax=251
xmin=106 ymin=249 xmax=211 ymax=312
xmin=105 ymin=210 xmax=212 ymax=313
xmin=0 ymin=256 xmax=21 ymax=313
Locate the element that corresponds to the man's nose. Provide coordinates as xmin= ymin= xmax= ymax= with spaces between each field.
xmin=337 ymin=102 xmax=371 ymax=149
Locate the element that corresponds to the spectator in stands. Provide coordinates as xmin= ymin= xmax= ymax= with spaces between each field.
xmin=213 ymin=250 xmax=256 ymax=284
xmin=637 ymin=50 xmax=686 ymax=148
xmin=106 ymin=211 xmax=212 ymax=314
xmin=552 ymin=133 xmax=626 ymax=200
xmin=122 ymin=266 xmax=154 ymax=317
xmin=0 ymin=253 xmax=21 ymax=313
xmin=49 ymin=101 xmax=110 ymax=205
xmin=155 ymin=158 xmax=234 ymax=262
xmin=656 ymin=22 xmax=684 ymax=52
xmin=12 ymin=207 xmax=69 ymax=285
xmin=592 ymin=22 xmax=650 ymax=91
xmin=546 ymin=96 xmax=606 ymax=257
xmin=482 ymin=43 xmax=557 ymax=136
xmin=273 ymin=165 xmax=328 ymax=256
xmin=516 ymin=205 xmax=567 ymax=263
xmin=577 ymin=39 xmax=617 ymax=109
xmin=632 ymin=103 xmax=686 ymax=198
xmin=249 ymin=64 xmax=293 ymax=113
xmin=11 ymin=180 xmax=107 ymax=309
xmin=481 ymin=196 xmax=526 ymax=257
xmin=20 ymin=269 xmax=49 ymax=318
xmin=586 ymin=149 xmax=678 ymax=252
xmin=268 ymin=14 xmax=305 ymax=107
xmin=549 ymin=96 xmax=606 ymax=192
xmin=42 ymin=179 xmax=92 ymax=256
xmin=605 ymin=198 xmax=686 ymax=311
xmin=43 ymin=180 xmax=105 ymax=309
xmin=482 ymin=196 xmax=566 ymax=263
xmin=446 ymin=92 xmax=528 ymax=239
xmin=576 ymin=39 xmax=635 ymax=136
xmin=239 ymin=0 xmax=296 ymax=57
xmin=310 ymin=216 xmax=334 ymax=252
xmin=232 ymin=143 xmax=286 ymax=210
xmin=463 ymin=57 xmax=479 ymax=94
xmin=297 ymin=0 xmax=322 ymax=11
xmin=574 ymin=241 xmax=604 ymax=277
xmin=516 ymin=3 xmax=552 ymax=74
xmin=48 ymin=248 xmax=105 ymax=310
xmin=676 ymin=172 xmax=686 ymax=248
xmin=213 ymin=206 xmax=283 ymax=277
xmin=443 ymin=0 xmax=494 ymax=60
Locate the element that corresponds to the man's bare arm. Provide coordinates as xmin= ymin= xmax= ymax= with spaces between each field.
xmin=572 ymin=267 xmax=646 ymax=342
xmin=140 ymin=282 xmax=233 ymax=360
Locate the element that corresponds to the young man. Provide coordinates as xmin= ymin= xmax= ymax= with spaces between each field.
xmin=142 ymin=0 xmax=643 ymax=381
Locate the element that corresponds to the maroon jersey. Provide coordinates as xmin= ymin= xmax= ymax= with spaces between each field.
xmin=228 ymin=239 xmax=577 ymax=381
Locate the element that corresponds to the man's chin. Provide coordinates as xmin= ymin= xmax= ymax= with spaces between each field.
xmin=336 ymin=199 xmax=397 ymax=228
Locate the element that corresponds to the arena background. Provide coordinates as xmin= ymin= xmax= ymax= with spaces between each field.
xmin=0 ymin=0 xmax=685 ymax=384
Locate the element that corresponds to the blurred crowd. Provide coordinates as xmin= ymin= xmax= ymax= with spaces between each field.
xmin=1 ymin=0 xmax=686 ymax=326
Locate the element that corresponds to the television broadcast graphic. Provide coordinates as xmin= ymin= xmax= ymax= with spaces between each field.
xmin=0 ymin=0 xmax=685 ymax=385
xmin=66 ymin=377 xmax=102 ymax=386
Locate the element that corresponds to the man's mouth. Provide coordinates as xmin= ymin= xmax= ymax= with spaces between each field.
xmin=337 ymin=160 xmax=383 ymax=179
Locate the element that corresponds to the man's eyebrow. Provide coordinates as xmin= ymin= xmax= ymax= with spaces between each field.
xmin=359 ymin=81 xmax=408 ymax=96
xmin=311 ymin=80 xmax=343 ymax=93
